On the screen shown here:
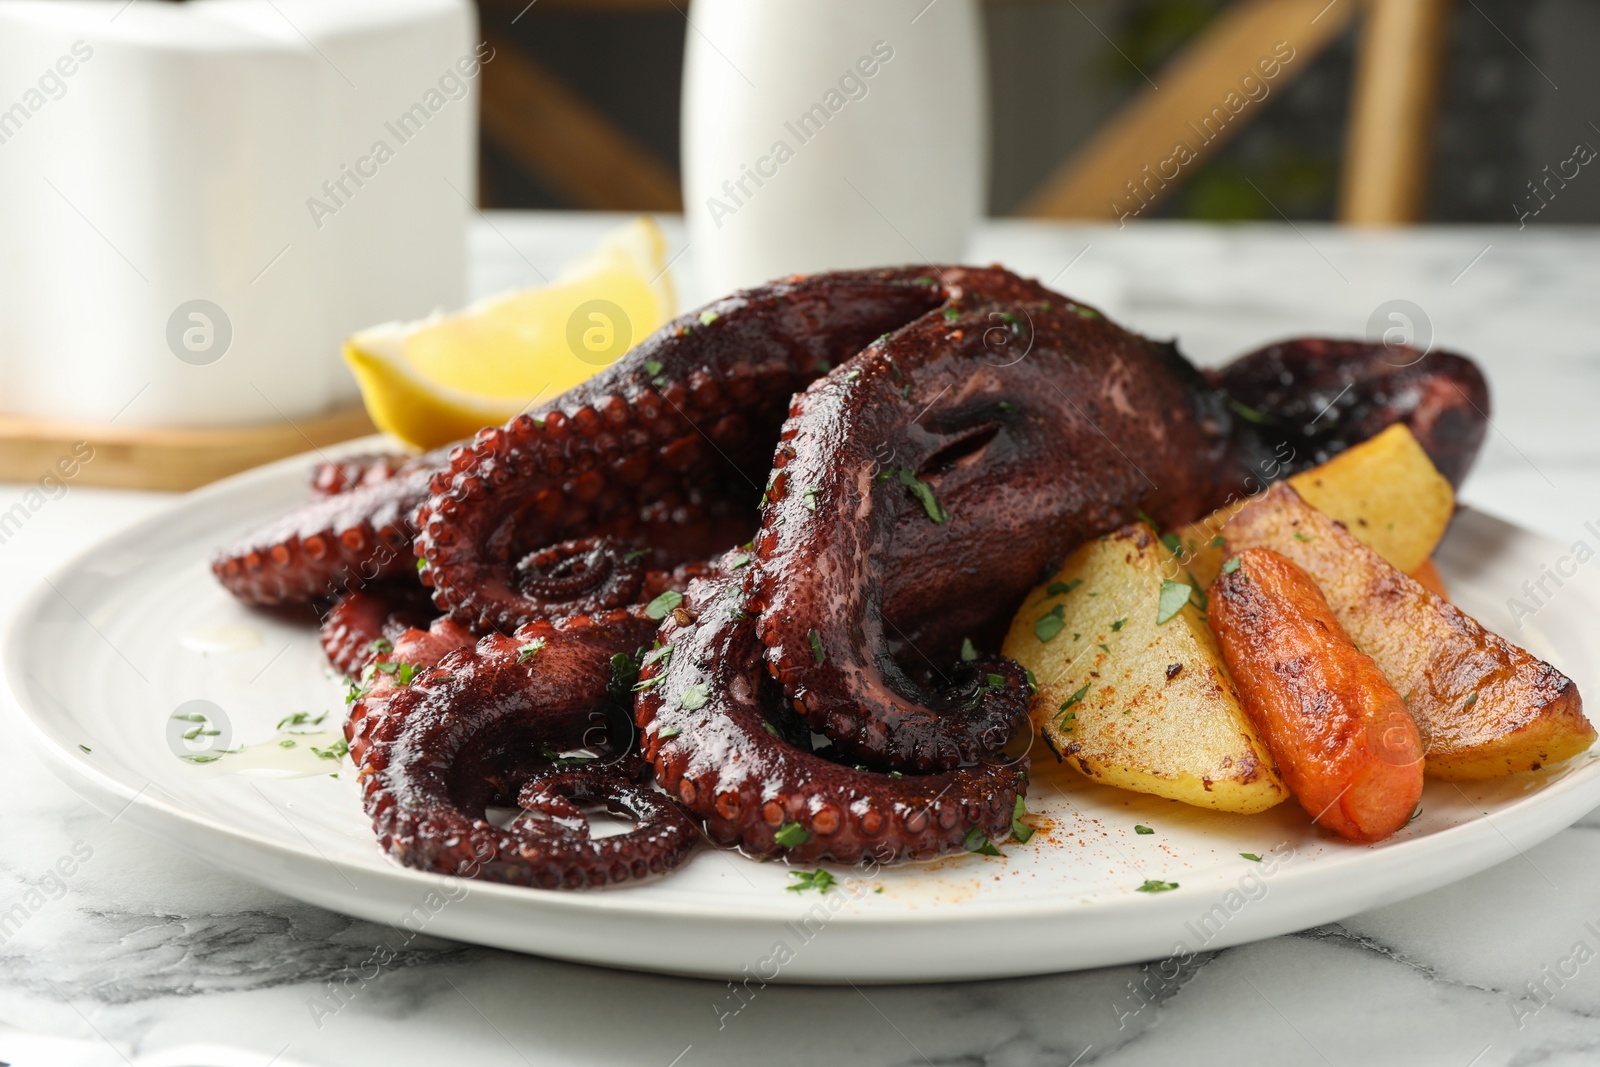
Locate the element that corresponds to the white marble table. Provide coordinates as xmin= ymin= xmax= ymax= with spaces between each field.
xmin=2 ymin=214 xmax=1598 ymax=1067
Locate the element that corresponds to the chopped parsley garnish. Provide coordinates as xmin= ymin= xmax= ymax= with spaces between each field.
xmin=1134 ymin=825 xmax=1154 ymax=835
xmin=1024 ymin=669 xmax=1039 ymax=693
xmin=1110 ymin=617 xmax=1127 ymax=632
xmin=761 ymin=721 xmax=780 ymax=737
xmin=658 ymin=725 xmax=681 ymax=740
xmin=367 ymin=637 xmax=393 ymax=656
xmin=1058 ymin=683 xmax=1090 ymax=726
xmin=1046 ymin=578 xmax=1083 ymax=597
xmin=1293 ymin=532 xmax=1313 ymax=542
xmin=540 ymin=746 xmax=595 ymax=768
xmin=1097 ymin=643 xmax=1110 ymax=653
xmin=773 ymin=822 xmax=811 ymax=848
xmin=808 ymin=629 xmax=825 ymax=665
xmin=276 ymin=711 xmax=325 ymax=730
xmin=1156 ymin=580 xmax=1192 ymax=625
xmin=311 ymin=739 xmax=350 ymax=762
xmin=942 ymin=307 xmax=960 ymax=322
xmin=1229 ymin=400 xmax=1271 ymax=425
xmin=893 ymin=467 xmax=950 ymax=523
xmin=680 ymin=684 xmax=710 ymax=711
xmin=181 ymin=754 xmax=222 ymax=764
xmin=801 ymin=486 xmax=820 ymax=511
xmin=986 ymin=673 xmax=1006 ymax=690
xmin=416 ymin=557 xmax=427 ymax=572
xmin=888 ymin=770 xmax=904 ymax=779
xmin=1010 ymin=796 xmax=1034 ymax=843
xmin=624 ymin=548 xmax=648 ymax=562
xmin=609 ymin=651 xmax=640 ymax=699
xmin=1221 ymin=556 xmax=1242 ymax=575
xmin=960 ymin=637 xmax=979 ymax=661
xmin=1463 ymin=693 xmax=1479 ymax=708
xmin=1073 ymin=305 xmax=1101 ymax=319
xmin=1210 ymin=534 xmax=1226 ymax=548
xmin=518 ymin=637 xmax=547 ymax=664
xmin=699 ymin=311 xmax=720 ymax=326
xmin=644 ymin=590 xmax=684 ymax=620
xmin=644 ymin=359 xmax=663 ymax=375
xmin=964 ymin=827 xmax=1003 ymax=857
xmin=1240 ymin=853 xmax=1262 ymax=862
xmin=1136 ymin=879 xmax=1178 ymax=893
xmin=279 ymin=739 xmax=296 ymax=748
xmin=372 ymin=660 xmax=417 ymax=686
xmin=845 ymin=369 xmax=861 ymax=382
xmin=1035 ymin=604 xmax=1066 ymax=643
xmin=1160 ymin=532 xmax=1183 ymax=556
xmin=787 ymin=868 xmax=837 ymax=894
xmin=998 ymin=400 xmax=1017 ymax=415
xmin=77 ymin=744 xmax=91 ymax=753
xmin=728 ymin=552 xmax=751 ymax=570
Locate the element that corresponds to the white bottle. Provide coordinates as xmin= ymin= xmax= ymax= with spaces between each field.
xmin=681 ymin=0 xmax=987 ymax=300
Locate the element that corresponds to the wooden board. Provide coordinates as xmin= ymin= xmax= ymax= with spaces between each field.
xmin=0 ymin=403 xmax=377 ymax=493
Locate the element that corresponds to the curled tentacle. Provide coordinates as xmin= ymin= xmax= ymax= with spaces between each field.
xmin=415 ymin=269 xmax=948 ymax=634
xmin=350 ymin=609 xmax=682 ymax=885
xmin=510 ymin=763 xmax=701 ymax=889
xmin=1213 ymin=338 xmax=1490 ymax=487
xmin=638 ymin=565 xmax=1025 ymax=864
xmin=320 ymin=585 xmax=439 ymax=677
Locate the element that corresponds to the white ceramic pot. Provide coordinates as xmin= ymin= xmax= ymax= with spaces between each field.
xmin=0 ymin=0 xmax=478 ymax=427
xmin=680 ymin=0 xmax=987 ymax=299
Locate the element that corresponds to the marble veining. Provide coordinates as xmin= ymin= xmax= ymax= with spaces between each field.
xmin=0 ymin=214 xmax=1597 ymax=1066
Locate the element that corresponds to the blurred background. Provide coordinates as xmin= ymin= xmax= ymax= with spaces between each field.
xmin=1 ymin=0 xmax=1594 ymax=489
xmin=478 ymin=0 xmax=1600 ymax=224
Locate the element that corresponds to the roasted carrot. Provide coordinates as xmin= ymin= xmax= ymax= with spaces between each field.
xmin=1409 ymin=558 xmax=1448 ymax=601
xmin=1209 ymin=548 xmax=1423 ymax=842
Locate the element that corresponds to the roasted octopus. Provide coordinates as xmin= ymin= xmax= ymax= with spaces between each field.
xmin=212 ymin=265 xmax=1489 ymax=889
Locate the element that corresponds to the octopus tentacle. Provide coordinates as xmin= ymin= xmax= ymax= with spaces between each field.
xmin=511 ymin=764 xmax=700 ymax=889
xmin=319 ymin=585 xmax=439 ymax=677
xmin=638 ymin=565 xmax=1025 ymax=864
xmin=213 ymin=467 xmax=433 ymax=605
xmin=310 ymin=444 xmax=459 ymax=497
xmin=415 ymin=269 xmax=948 ymax=634
xmin=350 ymin=608 xmax=684 ymax=885
xmin=1212 ymin=338 xmax=1490 ymax=488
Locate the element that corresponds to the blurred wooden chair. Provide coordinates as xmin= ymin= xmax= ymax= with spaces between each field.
xmin=475 ymin=0 xmax=684 ymax=210
xmin=1020 ymin=0 xmax=1455 ymax=224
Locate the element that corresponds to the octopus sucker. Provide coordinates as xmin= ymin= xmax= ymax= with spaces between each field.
xmin=212 ymin=263 xmax=1492 ymax=889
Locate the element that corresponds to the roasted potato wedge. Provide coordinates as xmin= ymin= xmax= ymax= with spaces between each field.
xmin=1211 ymin=548 xmax=1423 ymax=841
xmin=1002 ymin=523 xmax=1287 ymax=813
xmin=1175 ymin=424 xmax=1455 ymax=587
xmin=1225 ymin=484 xmax=1594 ymax=779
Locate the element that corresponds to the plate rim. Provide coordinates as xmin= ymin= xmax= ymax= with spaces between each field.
xmin=6 ymin=446 xmax=1599 ymax=946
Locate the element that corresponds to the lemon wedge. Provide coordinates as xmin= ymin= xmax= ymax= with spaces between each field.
xmin=344 ymin=216 xmax=677 ymax=449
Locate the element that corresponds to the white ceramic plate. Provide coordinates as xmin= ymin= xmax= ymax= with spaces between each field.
xmin=6 ymin=443 xmax=1599 ymax=983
